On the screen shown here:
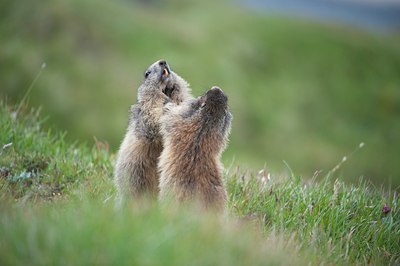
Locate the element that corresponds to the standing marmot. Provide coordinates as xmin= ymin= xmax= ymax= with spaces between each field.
xmin=158 ymin=86 xmax=232 ymax=210
xmin=114 ymin=60 xmax=192 ymax=202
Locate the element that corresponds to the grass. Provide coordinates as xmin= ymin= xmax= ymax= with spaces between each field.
xmin=1 ymin=102 xmax=399 ymax=265
xmin=1 ymin=0 xmax=400 ymax=186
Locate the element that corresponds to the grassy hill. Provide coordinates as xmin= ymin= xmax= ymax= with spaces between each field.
xmin=1 ymin=0 xmax=400 ymax=187
xmin=1 ymin=103 xmax=399 ymax=265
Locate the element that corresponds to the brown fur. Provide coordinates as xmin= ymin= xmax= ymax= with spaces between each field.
xmin=158 ymin=86 xmax=232 ymax=211
xmin=114 ymin=60 xmax=191 ymax=203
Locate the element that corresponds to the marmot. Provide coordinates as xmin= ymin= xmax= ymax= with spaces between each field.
xmin=158 ymin=86 xmax=232 ymax=210
xmin=114 ymin=60 xmax=192 ymax=203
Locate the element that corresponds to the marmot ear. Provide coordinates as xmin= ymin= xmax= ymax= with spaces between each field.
xmin=198 ymin=94 xmax=207 ymax=106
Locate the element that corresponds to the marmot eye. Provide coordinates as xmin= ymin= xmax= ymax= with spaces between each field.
xmin=144 ymin=70 xmax=151 ymax=78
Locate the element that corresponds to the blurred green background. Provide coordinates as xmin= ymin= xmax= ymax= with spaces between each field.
xmin=1 ymin=0 xmax=400 ymax=187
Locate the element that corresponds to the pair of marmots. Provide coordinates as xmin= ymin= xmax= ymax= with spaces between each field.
xmin=114 ymin=60 xmax=232 ymax=210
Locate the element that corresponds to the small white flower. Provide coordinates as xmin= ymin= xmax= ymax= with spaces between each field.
xmin=2 ymin=143 xmax=13 ymax=150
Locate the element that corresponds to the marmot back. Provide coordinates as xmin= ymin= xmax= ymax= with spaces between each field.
xmin=114 ymin=60 xmax=192 ymax=203
xmin=158 ymin=86 xmax=232 ymax=211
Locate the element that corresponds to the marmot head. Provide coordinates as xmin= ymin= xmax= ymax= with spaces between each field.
xmin=138 ymin=59 xmax=191 ymax=103
xmin=138 ymin=59 xmax=170 ymax=101
xmin=183 ymin=86 xmax=232 ymax=139
xmin=200 ymin=87 xmax=228 ymax=114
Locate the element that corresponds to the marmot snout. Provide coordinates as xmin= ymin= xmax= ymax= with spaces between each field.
xmin=158 ymin=86 xmax=232 ymax=210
